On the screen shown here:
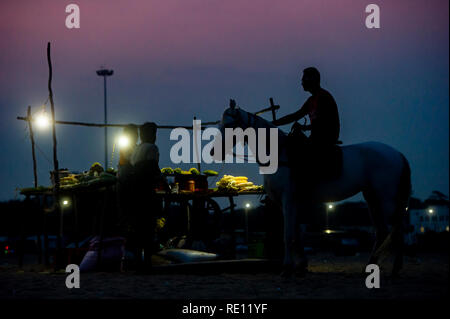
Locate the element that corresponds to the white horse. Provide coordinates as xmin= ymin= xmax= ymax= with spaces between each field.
xmin=213 ymin=103 xmax=411 ymax=276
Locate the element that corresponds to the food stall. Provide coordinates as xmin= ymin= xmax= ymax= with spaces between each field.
xmin=19 ymin=164 xmax=265 ymax=267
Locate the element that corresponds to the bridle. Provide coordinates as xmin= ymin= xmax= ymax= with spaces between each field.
xmin=223 ymin=109 xmax=273 ymax=166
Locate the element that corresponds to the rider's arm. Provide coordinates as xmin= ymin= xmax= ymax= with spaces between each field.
xmin=272 ymin=100 xmax=310 ymax=126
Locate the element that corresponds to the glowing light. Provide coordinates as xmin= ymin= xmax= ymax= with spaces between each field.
xmin=325 ymin=229 xmax=332 ymax=234
xmin=446 ymin=226 xmax=449 ymax=232
xmin=62 ymin=200 xmax=69 ymax=206
xmin=420 ymin=226 xmax=425 ymax=233
xmin=245 ymin=203 xmax=251 ymax=208
xmin=328 ymin=204 xmax=333 ymax=210
xmin=35 ymin=113 xmax=50 ymax=129
xmin=428 ymin=209 xmax=434 ymax=214
xmin=118 ymin=135 xmax=130 ymax=148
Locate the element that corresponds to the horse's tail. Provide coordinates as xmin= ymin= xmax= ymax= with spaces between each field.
xmin=373 ymin=154 xmax=411 ymax=270
xmin=397 ymin=153 xmax=412 ymax=212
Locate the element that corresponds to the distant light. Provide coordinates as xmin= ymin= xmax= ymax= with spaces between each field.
xmin=62 ymin=199 xmax=69 ymax=206
xmin=325 ymin=229 xmax=332 ymax=234
xmin=245 ymin=203 xmax=251 ymax=208
xmin=328 ymin=204 xmax=333 ymax=210
xmin=118 ymin=135 xmax=130 ymax=148
xmin=446 ymin=226 xmax=449 ymax=232
xmin=428 ymin=209 xmax=434 ymax=214
xmin=420 ymin=226 xmax=425 ymax=233
xmin=35 ymin=113 xmax=50 ymax=129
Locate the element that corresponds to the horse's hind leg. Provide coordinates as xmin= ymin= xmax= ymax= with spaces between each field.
xmin=391 ymin=211 xmax=405 ymax=277
xmin=293 ymin=202 xmax=308 ymax=273
xmin=391 ymin=227 xmax=404 ymax=277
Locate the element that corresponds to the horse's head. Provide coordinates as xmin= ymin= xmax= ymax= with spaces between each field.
xmin=210 ymin=99 xmax=242 ymax=161
xmin=210 ymin=99 xmax=281 ymax=176
xmin=220 ymin=98 xmax=243 ymax=129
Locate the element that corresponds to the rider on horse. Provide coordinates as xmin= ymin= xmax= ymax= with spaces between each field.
xmin=273 ymin=67 xmax=341 ymax=179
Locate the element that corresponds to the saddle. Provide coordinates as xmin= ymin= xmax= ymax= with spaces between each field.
xmin=286 ymin=125 xmax=343 ymax=181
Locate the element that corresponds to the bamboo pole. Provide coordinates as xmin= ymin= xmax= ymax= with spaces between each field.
xmin=16 ymin=117 xmax=219 ymax=129
xmin=47 ymin=42 xmax=63 ymax=269
xmin=26 ymin=106 xmax=38 ymax=188
xmin=16 ymin=100 xmax=279 ymax=130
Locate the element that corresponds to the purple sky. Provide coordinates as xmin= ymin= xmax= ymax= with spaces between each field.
xmin=0 ymin=0 xmax=448 ymax=205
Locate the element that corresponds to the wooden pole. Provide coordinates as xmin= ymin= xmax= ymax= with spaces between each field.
xmin=17 ymin=100 xmax=279 ymax=129
xmin=194 ymin=116 xmax=201 ymax=173
xmin=16 ymin=117 xmax=217 ymax=129
xmin=26 ymin=106 xmax=38 ymax=188
xmin=269 ymin=97 xmax=278 ymax=121
xmin=254 ymin=100 xmax=280 ymax=117
xmin=47 ymin=42 xmax=63 ymax=269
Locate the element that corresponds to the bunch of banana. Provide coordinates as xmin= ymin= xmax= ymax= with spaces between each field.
xmin=173 ymin=168 xmax=192 ymax=175
xmin=60 ymin=174 xmax=79 ymax=186
xmin=203 ymin=169 xmax=218 ymax=176
xmin=156 ymin=217 xmax=166 ymax=230
xmin=189 ymin=167 xmax=200 ymax=175
xmin=245 ymin=184 xmax=264 ymax=192
xmin=161 ymin=167 xmax=174 ymax=175
xmin=89 ymin=162 xmax=104 ymax=176
xmin=216 ymin=175 xmax=256 ymax=192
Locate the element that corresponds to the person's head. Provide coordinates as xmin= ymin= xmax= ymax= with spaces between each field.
xmin=140 ymin=122 xmax=157 ymax=144
xmin=301 ymin=67 xmax=321 ymax=92
xmin=123 ymin=124 xmax=138 ymax=145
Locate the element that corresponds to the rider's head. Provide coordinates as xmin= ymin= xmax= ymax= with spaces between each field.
xmin=301 ymin=67 xmax=320 ymax=93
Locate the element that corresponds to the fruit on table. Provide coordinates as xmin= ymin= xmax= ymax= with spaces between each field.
xmin=89 ymin=162 xmax=104 ymax=176
xmin=60 ymin=174 xmax=79 ymax=186
xmin=203 ymin=170 xmax=218 ymax=176
xmin=216 ymin=175 xmax=262 ymax=192
xmin=106 ymin=167 xmax=117 ymax=175
xmin=161 ymin=167 xmax=174 ymax=175
xmin=173 ymin=168 xmax=191 ymax=174
xmin=164 ymin=167 xmax=216 ymax=176
xmin=189 ymin=167 xmax=200 ymax=175
xmin=156 ymin=217 xmax=166 ymax=230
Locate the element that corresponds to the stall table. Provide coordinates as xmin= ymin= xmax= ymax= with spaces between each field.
xmin=19 ymin=182 xmax=265 ymax=269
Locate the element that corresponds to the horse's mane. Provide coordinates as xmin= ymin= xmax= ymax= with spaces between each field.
xmin=221 ymin=107 xmax=283 ymax=133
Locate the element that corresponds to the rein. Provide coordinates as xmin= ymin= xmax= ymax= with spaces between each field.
xmin=228 ymin=109 xmax=285 ymax=167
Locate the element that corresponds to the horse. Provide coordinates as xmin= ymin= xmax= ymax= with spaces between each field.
xmin=212 ymin=102 xmax=411 ymax=276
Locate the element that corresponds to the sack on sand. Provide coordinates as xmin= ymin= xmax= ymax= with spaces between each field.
xmin=79 ymin=236 xmax=126 ymax=272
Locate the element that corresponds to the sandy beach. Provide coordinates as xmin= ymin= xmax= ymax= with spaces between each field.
xmin=0 ymin=252 xmax=447 ymax=300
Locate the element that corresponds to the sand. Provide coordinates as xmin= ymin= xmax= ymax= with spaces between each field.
xmin=0 ymin=252 xmax=447 ymax=299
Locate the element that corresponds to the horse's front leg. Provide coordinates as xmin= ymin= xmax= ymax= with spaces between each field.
xmin=281 ymin=200 xmax=307 ymax=277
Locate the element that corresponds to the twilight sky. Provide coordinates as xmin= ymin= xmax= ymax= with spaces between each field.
xmin=0 ymin=0 xmax=448 ymax=206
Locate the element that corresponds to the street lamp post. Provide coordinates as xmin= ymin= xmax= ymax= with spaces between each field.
xmin=427 ymin=208 xmax=435 ymax=231
xmin=96 ymin=68 xmax=114 ymax=169
xmin=245 ymin=203 xmax=251 ymax=244
xmin=326 ymin=204 xmax=334 ymax=229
